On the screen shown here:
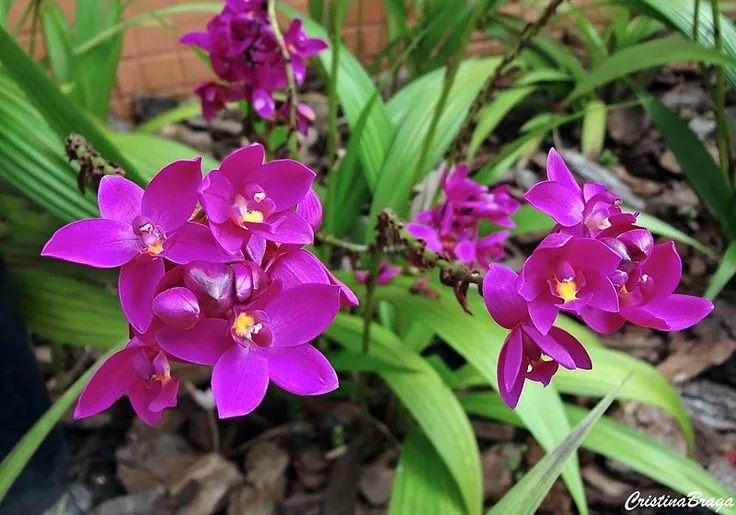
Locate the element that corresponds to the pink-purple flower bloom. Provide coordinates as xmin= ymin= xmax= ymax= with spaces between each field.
xmin=483 ymin=264 xmax=591 ymax=408
xmin=354 ymin=260 xmax=401 ymax=285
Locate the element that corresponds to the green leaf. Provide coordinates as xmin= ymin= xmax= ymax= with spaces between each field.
xmin=327 ymin=314 xmax=482 ymax=515
xmin=568 ymin=36 xmax=736 ymax=101
xmin=11 ymin=267 xmax=127 ymax=349
xmin=0 ymin=344 xmax=123 ymax=504
xmin=366 ymin=276 xmax=588 ymax=515
xmin=488 ymin=382 xmax=624 ymax=515
xmin=388 ymin=428 xmax=466 ymax=515
xmin=508 ymin=205 xmax=556 ymax=235
xmin=0 ymin=74 xmax=99 ymax=222
xmin=581 ymin=99 xmax=607 ymax=160
xmin=0 ymin=24 xmax=142 ymax=181
xmin=135 ymin=102 xmax=203 ymax=134
xmin=107 ymin=131 xmax=220 ymax=182
xmin=706 ymin=240 xmax=736 ymax=299
xmin=626 ymin=0 xmax=736 ymax=89
xmin=635 ymin=211 xmax=719 ymax=260
xmin=39 ymin=1 xmax=72 ymax=84
xmin=308 ymin=0 xmax=324 ymax=23
xmin=369 ymin=58 xmax=502 ymax=225
xmin=637 ymin=90 xmax=736 ymax=240
xmin=282 ymin=5 xmax=394 ymax=190
xmin=463 ymin=393 xmax=736 ymax=515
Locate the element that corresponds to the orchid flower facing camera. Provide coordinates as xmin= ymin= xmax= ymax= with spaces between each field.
xmin=483 ymin=264 xmax=591 ymax=408
xmin=41 ymin=158 xmax=233 ymax=333
xmin=199 ymin=144 xmax=316 ymax=258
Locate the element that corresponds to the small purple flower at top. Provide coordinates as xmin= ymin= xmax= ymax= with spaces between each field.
xmin=282 ymin=19 xmax=329 ymax=84
xmin=516 ymin=233 xmax=621 ymax=334
xmin=199 ymin=144 xmax=317 ymax=257
xmin=42 ymin=159 xmax=234 ymax=332
xmin=157 ymin=283 xmax=341 ymax=418
xmin=354 ymin=260 xmax=401 ymax=286
xmin=581 ymin=241 xmax=714 ymax=333
xmin=74 ymin=337 xmax=180 ymax=426
xmin=483 ymin=264 xmax=591 ymax=408
xmin=194 ymin=81 xmax=236 ymax=121
xmin=524 ymin=149 xmax=635 ymax=237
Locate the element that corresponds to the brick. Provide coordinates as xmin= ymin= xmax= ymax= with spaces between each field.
xmin=116 ymin=59 xmax=142 ymax=95
xmin=345 ymin=1 xmax=386 ymax=25
xmin=138 ymin=53 xmax=184 ymax=91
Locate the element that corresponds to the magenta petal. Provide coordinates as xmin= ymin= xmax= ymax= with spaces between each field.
xmin=252 ymin=89 xmax=275 ymax=118
xmin=405 ymin=223 xmax=443 ymax=252
xmin=584 ymin=272 xmax=619 ymax=312
xmin=157 ymin=318 xmax=232 ymax=365
xmin=523 ymin=181 xmax=583 ymax=227
xmin=580 ymin=307 xmax=625 ymax=334
xmin=119 ymin=257 xmax=165 ymax=333
xmin=255 ymin=210 xmax=313 ymax=244
xmin=166 ymin=222 xmax=240 ymax=263
xmin=149 ymin=378 xmax=180 ymax=412
xmin=454 ymin=240 xmax=476 ymax=262
xmin=266 ymin=284 xmax=341 ymax=347
xmin=501 ymin=327 xmax=524 ymax=392
xmin=547 ymin=327 xmax=591 ymax=369
xmin=212 ymin=346 xmax=269 ymax=418
xmin=642 ymin=242 xmax=681 ymax=301
xmin=248 ymin=159 xmax=316 ymax=211
xmin=482 ymin=264 xmax=529 ymax=329
xmin=142 ymin=158 xmax=202 ymax=232
xmin=524 ymin=325 xmax=576 ymax=369
xmin=526 ymin=360 xmax=559 ymax=385
xmin=219 ymin=144 xmax=265 ymax=186
xmin=128 ymin=381 xmax=163 ymax=426
xmin=527 ymin=298 xmax=558 ymax=334
xmin=74 ymin=347 xmax=137 ymax=419
xmin=568 ymin=238 xmax=622 ymax=273
xmin=547 ymin=148 xmax=581 ymax=194
xmin=98 ymin=175 xmax=143 ymax=224
xmin=296 ymin=188 xmax=323 ymax=231
xmin=199 ymin=171 xmax=234 ymax=224
xmin=153 ymin=287 xmax=200 ymax=329
xmin=268 ymin=249 xmax=329 ymax=289
xmin=42 ymin=219 xmax=138 ymax=267
xmin=497 ymin=330 xmax=526 ymax=409
xmin=626 ymin=294 xmax=713 ymax=331
xmin=325 ymin=268 xmax=360 ymax=307
xmin=211 ymin=220 xmax=246 ymax=254
xmin=245 ymin=233 xmax=267 ymax=265
xmin=266 ymin=344 xmax=338 ymax=395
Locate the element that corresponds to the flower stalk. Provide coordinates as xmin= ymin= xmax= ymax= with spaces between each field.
xmin=267 ymin=0 xmax=299 ymax=154
xmin=709 ymin=0 xmax=734 ymax=189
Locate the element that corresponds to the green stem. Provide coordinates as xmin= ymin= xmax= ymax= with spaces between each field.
xmin=327 ymin=0 xmax=342 ymax=170
xmin=710 ymin=0 xmax=733 ymax=190
xmin=415 ymin=0 xmax=491 ymax=208
xmin=693 ymin=0 xmax=701 ymax=42
xmin=354 ymin=248 xmax=383 ymax=403
xmin=316 ymin=231 xmax=370 ymax=253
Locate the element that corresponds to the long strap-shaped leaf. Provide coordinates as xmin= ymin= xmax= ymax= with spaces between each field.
xmin=487 ymin=380 xmax=626 ymax=515
xmin=326 ymin=313 xmax=483 ymax=515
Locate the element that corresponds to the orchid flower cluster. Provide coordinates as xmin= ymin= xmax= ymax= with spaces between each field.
xmin=180 ymin=0 xmax=326 ymax=132
xmin=42 ymin=144 xmax=357 ymax=425
xmin=406 ymin=164 xmax=521 ymax=269
xmin=481 ymin=149 xmax=714 ymax=407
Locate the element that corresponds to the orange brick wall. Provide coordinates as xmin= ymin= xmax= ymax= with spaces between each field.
xmin=5 ymin=1 xmax=602 ymax=119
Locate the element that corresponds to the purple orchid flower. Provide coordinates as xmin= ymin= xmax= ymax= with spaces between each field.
xmin=354 ymin=260 xmax=401 ymax=286
xmin=194 ymin=81 xmax=235 ymax=121
xmin=283 ymin=19 xmax=329 ymax=84
xmin=483 ymin=264 xmax=591 ymax=408
xmin=42 ymin=159 xmax=234 ymax=332
xmin=157 ymin=283 xmax=341 ymax=418
xmin=74 ymin=338 xmax=180 ymax=426
xmin=516 ymin=233 xmax=621 ymax=334
xmin=581 ymin=241 xmax=714 ymax=333
xmin=199 ymin=144 xmax=316 ymax=255
xmin=524 ymin=149 xmax=635 ymax=236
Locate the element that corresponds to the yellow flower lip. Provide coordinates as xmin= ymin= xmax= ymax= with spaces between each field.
xmin=233 ymin=313 xmax=255 ymax=338
xmin=555 ymin=279 xmax=578 ymax=303
xmin=146 ymin=240 xmax=164 ymax=255
xmin=241 ymin=209 xmax=264 ymax=223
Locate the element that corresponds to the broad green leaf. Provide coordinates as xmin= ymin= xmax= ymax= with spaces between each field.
xmin=11 ymin=268 xmax=126 ymax=349
xmin=0 ymin=74 xmax=99 ymax=222
xmin=369 ymin=58 xmax=502 ymax=227
xmin=135 ymin=102 xmax=203 ymax=134
xmin=637 ymin=91 xmax=736 ymax=240
xmin=0 ymin=345 xmax=123 ymax=504
xmin=282 ymin=6 xmax=394 ymax=189
xmin=568 ymin=36 xmax=736 ymax=101
xmin=706 ymin=240 xmax=736 ymax=299
xmin=635 ymin=212 xmax=719 ymax=260
xmin=625 ymin=0 xmax=736 ymax=89
xmin=508 ymin=205 xmax=555 ymax=235
xmin=488 ymin=382 xmax=623 ymax=515
xmin=308 ymin=0 xmax=324 ymax=23
xmin=463 ymin=393 xmax=736 ymax=515
xmin=581 ymin=99 xmax=607 ymax=160
xmin=365 ymin=276 xmax=588 ymax=515
xmin=0 ymin=24 xmax=141 ymax=181
xmin=107 ymin=131 xmax=220 ymax=182
xmin=389 ymin=428 xmax=466 ymax=515
xmin=326 ymin=314 xmax=482 ymax=515
xmin=40 ymin=1 xmax=72 ymax=84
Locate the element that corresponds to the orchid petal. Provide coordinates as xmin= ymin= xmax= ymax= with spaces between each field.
xmin=212 ymin=347 xmax=269 ymax=418
xmin=497 ymin=328 xmax=526 ymax=408
xmin=42 ymin=219 xmax=139 ymax=267
xmin=142 ymin=158 xmax=202 ymax=232
xmin=580 ymin=307 xmax=625 ymax=334
xmin=152 ymin=287 xmax=200 ymax=329
xmin=268 ymin=249 xmax=329 ymax=289
xmin=524 ymin=325 xmax=576 ymax=369
xmin=482 ymin=264 xmax=529 ymax=329
xmin=98 ymin=175 xmax=143 ymax=224
xmin=199 ymin=171 xmax=234 ymax=224
xmin=252 ymin=210 xmax=313 ymax=245
xmin=210 ymin=220 xmax=246 ymax=254
xmin=166 ymin=222 xmax=240 ymax=263
xmin=547 ymin=327 xmax=592 ymax=369
xmin=119 ymin=257 xmax=165 ymax=333
xmin=266 ymin=344 xmax=338 ymax=395
xmin=524 ymin=180 xmax=584 ymax=227
xmin=547 ymin=148 xmax=581 ymax=194
xmin=266 ymin=284 xmax=341 ymax=347
xmin=218 ymin=144 xmax=265 ymax=186
xmin=624 ymin=294 xmax=713 ymax=331
xmin=128 ymin=381 xmax=163 ymax=426
xmin=249 ymin=159 xmax=316 ymax=211
xmin=74 ymin=347 xmax=138 ymax=419
xmin=148 ymin=378 xmax=180 ymax=412
xmin=157 ymin=318 xmax=232 ymax=365
xmin=641 ymin=242 xmax=681 ymax=301
xmin=527 ymin=297 xmax=558 ymax=335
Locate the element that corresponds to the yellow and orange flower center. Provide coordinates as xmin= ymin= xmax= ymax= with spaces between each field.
xmin=232 ymin=312 xmax=263 ymax=340
xmin=554 ymin=279 xmax=578 ymax=303
xmin=241 ymin=209 xmax=265 ymax=223
xmin=146 ymin=240 xmax=164 ymax=255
